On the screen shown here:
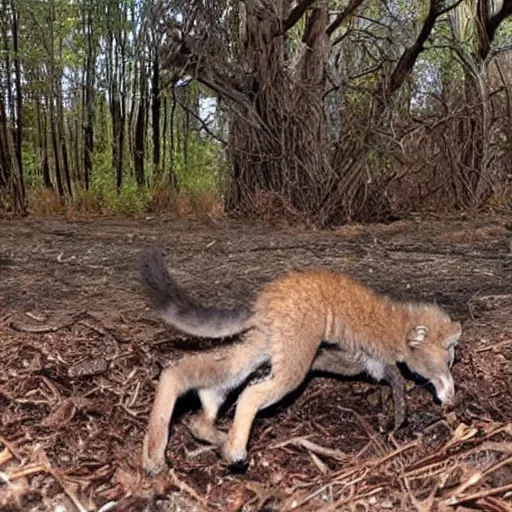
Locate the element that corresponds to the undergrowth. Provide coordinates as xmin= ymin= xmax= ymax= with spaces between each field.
xmin=24 ymin=133 xmax=225 ymax=219
xmin=27 ymin=185 xmax=222 ymax=219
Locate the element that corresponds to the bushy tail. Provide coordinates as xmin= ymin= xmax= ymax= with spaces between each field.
xmin=138 ymin=248 xmax=251 ymax=338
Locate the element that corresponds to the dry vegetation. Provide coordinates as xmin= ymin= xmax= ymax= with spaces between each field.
xmin=1 ymin=214 xmax=512 ymax=511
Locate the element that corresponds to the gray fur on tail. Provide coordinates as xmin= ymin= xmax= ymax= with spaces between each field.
xmin=138 ymin=248 xmax=251 ymax=338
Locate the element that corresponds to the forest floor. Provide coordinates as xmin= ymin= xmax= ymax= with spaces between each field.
xmin=1 ymin=214 xmax=512 ymax=511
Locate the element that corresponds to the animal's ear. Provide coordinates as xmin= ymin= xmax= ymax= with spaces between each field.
xmin=444 ymin=321 xmax=462 ymax=348
xmin=408 ymin=325 xmax=428 ymax=348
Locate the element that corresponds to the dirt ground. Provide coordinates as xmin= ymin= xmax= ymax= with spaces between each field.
xmin=1 ymin=214 xmax=512 ymax=512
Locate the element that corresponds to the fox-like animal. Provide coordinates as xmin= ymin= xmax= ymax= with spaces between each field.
xmin=139 ymin=248 xmax=461 ymax=475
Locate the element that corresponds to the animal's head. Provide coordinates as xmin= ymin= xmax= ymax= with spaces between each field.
xmin=402 ymin=307 xmax=462 ymax=406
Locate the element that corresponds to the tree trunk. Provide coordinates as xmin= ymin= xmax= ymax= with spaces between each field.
xmin=134 ymin=63 xmax=146 ymax=187
xmin=83 ymin=0 xmax=96 ymax=191
xmin=119 ymin=6 xmax=127 ymax=190
xmin=451 ymin=0 xmax=512 ymax=210
xmin=0 ymin=95 xmax=25 ymax=213
xmin=151 ymin=50 xmax=161 ymax=176
xmin=161 ymin=95 xmax=167 ymax=182
xmin=11 ymin=0 xmax=25 ymax=211
xmin=107 ymin=5 xmax=125 ymax=191
xmin=49 ymin=97 xmax=65 ymax=198
xmin=169 ymin=82 xmax=178 ymax=190
xmin=48 ymin=0 xmax=64 ymax=199
xmin=36 ymin=97 xmax=53 ymax=189
xmin=226 ymin=0 xmax=329 ymax=220
xmin=58 ymin=68 xmax=73 ymax=198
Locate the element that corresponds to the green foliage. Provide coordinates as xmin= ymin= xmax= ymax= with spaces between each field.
xmin=173 ymin=137 xmax=224 ymax=194
xmin=21 ymin=143 xmax=43 ymax=188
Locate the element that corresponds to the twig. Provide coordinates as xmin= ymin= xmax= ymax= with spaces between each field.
xmin=0 ymin=448 xmax=13 ymax=466
xmin=369 ymin=439 xmax=420 ymax=474
xmin=159 ymin=470 xmax=207 ymax=507
xmin=0 ymin=464 xmax=47 ymax=483
xmin=25 ymin=312 xmax=45 ymax=322
xmin=287 ymin=468 xmax=363 ymax=510
xmin=0 ymin=435 xmax=21 ymax=461
xmin=174 ymin=96 xmax=227 ymax=145
xmin=309 ymin=452 xmax=329 ymax=474
xmin=78 ymin=320 xmax=108 ymax=336
xmin=325 ymin=485 xmax=384 ymax=511
xmin=340 ymin=407 xmax=387 ymax=455
xmin=273 ymin=436 xmax=349 ymax=461
xmin=445 ymin=482 xmax=512 ymax=506
xmin=47 ymin=467 xmax=89 ymax=512
xmin=185 ymin=445 xmax=216 ymax=459
xmin=482 ymin=454 xmax=512 ymax=480
xmin=9 ymin=322 xmax=66 ymax=333
xmin=476 ymin=338 xmax=512 ymax=353
xmin=9 ymin=311 xmax=87 ymax=334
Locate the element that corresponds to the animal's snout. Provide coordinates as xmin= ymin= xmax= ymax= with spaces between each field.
xmin=433 ymin=373 xmax=455 ymax=407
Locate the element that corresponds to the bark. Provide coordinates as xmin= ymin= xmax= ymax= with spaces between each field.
xmin=49 ymin=98 xmax=64 ymax=198
xmin=329 ymin=0 xmax=464 ymax=221
xmin=161 ymin=95 xmax=167 ymax=181
xmin=478 ymin=0 xmax=512 ymax=60
xmin=0 ymin=95 xmax=24 ymax=212
xmin=83 ymin=0 xmax=96 ymax=190
xmin=152 ymin=51 xmax=161 ymax=174
xmin=169 ymin=82 xmax=178 ymax=189
xmin=453 ymin=0 xmax=512 ymax=208
xmin=58 ymin=69 xmax=73 ymax=198
xmin=48 ymin=0 xmax=64 ymax=198
xmin=11 ymin=0 xmax=25 ymax=209
xmin=134 ymin=64 xmax=147 ymax=187
xmin=107 ymin=3 xmax=126 ymax=190
xmin=0 ymin=95 xmax=13 ymax=191
xmin=37 ymin=98 xmax=53 ymax=189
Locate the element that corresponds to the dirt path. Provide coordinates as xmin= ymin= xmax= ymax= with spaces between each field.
xmin=1 ymin=215 xmax=512 ymax=511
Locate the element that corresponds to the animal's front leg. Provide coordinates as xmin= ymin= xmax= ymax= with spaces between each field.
xmin=222 ymin=346 xmax=316 ymax=470
xmin=383 ymin=364 xmax=407 ymax=431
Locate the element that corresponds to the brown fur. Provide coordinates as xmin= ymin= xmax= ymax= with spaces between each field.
xmin=139 ymin=250 xmax=461 ymax=474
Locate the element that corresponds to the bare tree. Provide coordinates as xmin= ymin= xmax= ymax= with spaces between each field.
xmin=155 ymin=0 xmax=470 ymax=224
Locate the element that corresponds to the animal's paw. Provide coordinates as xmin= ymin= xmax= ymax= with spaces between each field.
xmin=186 ymin=415 xmax=228 ymax=446
xmin=142 ymin=434 xmax=168 ymax=476
xmin=221 ymin=440 xmax=248 ymax=472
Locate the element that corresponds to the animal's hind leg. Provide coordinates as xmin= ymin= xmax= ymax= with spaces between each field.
xmin=143 ymin=363 xmax=184 ymax=475
xmin=142 ymin=346 xmax=246 ymax=475
xmin=221 ymin=340 xmax=318 ymax=467
xmin=187 ymin=388 xmax=228 ymax=446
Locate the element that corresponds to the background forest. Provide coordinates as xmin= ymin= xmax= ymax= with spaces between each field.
xmin=1 ymin=0 xmax=512 ymax=225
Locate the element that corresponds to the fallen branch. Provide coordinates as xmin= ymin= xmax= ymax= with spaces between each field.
xmin=445 ymin=482 xmax=512 ymax=506
xmin=9 ymin=310 xmax=88 ymax=334
xmin=476 ymin=338 xmax=512 ymax=353
xmin=273 ymin=436 xmax=349 ymax=461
